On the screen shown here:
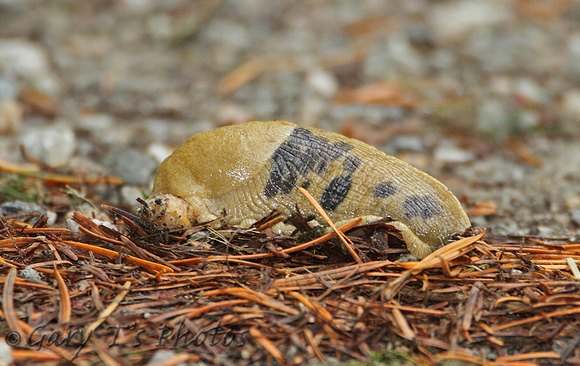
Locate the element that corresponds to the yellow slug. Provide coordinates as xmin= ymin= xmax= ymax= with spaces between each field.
xmin=139 ymin=120 xmax=471 ymax=259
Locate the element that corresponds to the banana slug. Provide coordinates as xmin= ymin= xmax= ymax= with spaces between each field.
xmin=139 ymin=120 xmax=471 ymax=259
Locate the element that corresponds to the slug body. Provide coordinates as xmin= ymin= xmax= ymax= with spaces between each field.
xmin=140 ymin=120 xmax=470 ymax=259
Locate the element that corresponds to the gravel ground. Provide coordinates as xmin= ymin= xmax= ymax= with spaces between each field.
xmin=1 ymin=0 xmax=580 ymax=240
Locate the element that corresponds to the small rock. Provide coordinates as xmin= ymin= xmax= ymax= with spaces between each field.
xmin=387 ymin=135 xmax=424 ymax=153
xmin=0 ymin=99 xmax=21 ymax=134
xmin=157 ymin=90 xmax=188 ymax=114
xmin=121 ymin=0 xmax=156 ymax=13
xmin=434 ymin=143 xmax=476 ymax=164
xmin=215 ymin=104 xmax=253 ymax=125
xmin=104 ymin=149 xmax=157 ymax=185
xmin=147 ymin=14 xmax=172 ymax=40
xmin=515 ymin=78 xmax=547 ymax=104
xmin=0 ymin=339 xmax=12 ymax=366
xmin=565 ymin=193 xmax=580 ymax=211
xmin=0 ymin=77 xmax=17 ymax=99
xmin=365 ymin=33 xmax=426 ymax=79
xmin=78 ymin=114 xmax=134 ymax=147
xmin=66 ymin=215 xmax=117 ymax=233
xmin=0 ymin=39 xmax=60 ymax=95
xmin=147 ymin=350 xmax=177 ymax=366
xmin=429 ymin=0 xmax=513 ymax=43
xmin=489 ymin=76 xmax=514 ymax=96
xmin=571 ymin=209 xmax=580 ymax=226
xmin=0 ymin=200 xmax=52 ymax=224
xmin=19 ymin=266 xmax=42 ymax=281
xmin=147 ymin=142 xmax=173 ymax=164
xmin=0 ymin=78 xmax=21 ymax=133
xmin=466 ymin=26 xmax=550 ymax=74
xmin=476 ymin=99 xmax=511 ymax=139
xmin=465 ymin=157 xmax=526 ymax=186
xmin=121 ymin=185 xmax=146 ymax=208
xmin=77 ymin=113 xmax=114 ymax=135
xmin=299 ymin=95 xmax=326 ymax=127
xmin=566 ymin=32 xmax=580 ymax=78
xmin=561 ymin=90 xmax=580 ymax=124
xmin=18 ymin=123 xmax=76 ymax=167
xmin=306 ymin=69 xmax=338 ymax=98
xmin=516 ymin=109 xmax=540 ymax=131
xmin=65 ymin=204 xmax=112 ymax=232
xmin=67 ymin=157 xmax=110 ymax=178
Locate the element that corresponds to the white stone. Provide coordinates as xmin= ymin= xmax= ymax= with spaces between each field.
xmin=18 ymin=124 xmax=76 ymax=167
xmin=430 ymin=0 xmax=513 ymax=43
xmin=0 ymin=39 xmax=60 ymax=95
xmin=306 ymin=69 xmax=339 ymax=98
xmin=434 ymin=143 xmax=476 ymax=164
xmin=562 ymin=90 xmax=580 ymax=119
xmin=515 ymin=78 xmax=547 ymax=104
xmin=0 ymin=339 xmax=12 ymax=366
xmin=121 ymin=186 xmax=146 ymax=208
xmin=147 ymin=142 xmax=173 ymax=164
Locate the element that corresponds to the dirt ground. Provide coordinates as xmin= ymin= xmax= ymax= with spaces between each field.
xmin=0 ymin=1 xmax=579 ymax=365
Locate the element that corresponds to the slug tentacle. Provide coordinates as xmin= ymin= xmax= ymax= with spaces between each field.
xmin=140 ymin=120 xmax=471 ymax=259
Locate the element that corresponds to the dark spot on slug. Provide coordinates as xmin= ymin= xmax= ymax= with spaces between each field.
xmin=373 ymin=181 xmax=398 ymax=198
xmin=330 ymin=141 xmax=354 ymax=156
xmin=403 ymin=195 xmax=443 ymax=220
xmin=343 ymin=155 xmax=362 ymax=173
xmin=264 ymin=128 xmax=356 ymax=198
xmin=320 ymin=175 xmax=352 ymax=211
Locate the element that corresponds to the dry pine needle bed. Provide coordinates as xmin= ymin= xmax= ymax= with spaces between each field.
xmin=1 ymin=206 xmax=579 ymax=366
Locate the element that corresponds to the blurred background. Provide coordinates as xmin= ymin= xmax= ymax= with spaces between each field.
xmin=1 ymin=0 xmax=579 ymax=239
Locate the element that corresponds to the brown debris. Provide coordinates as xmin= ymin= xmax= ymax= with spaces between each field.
xmin=1 ymin=208 xmax=579 ymax=365
xmin=334 ymin=82 xmax=419 ymax=108
xmin=215 ymin=40 xmax=369 ymax=97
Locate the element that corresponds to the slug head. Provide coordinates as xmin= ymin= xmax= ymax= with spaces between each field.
xmin=138 ymin=193 xmax=196 ymax=230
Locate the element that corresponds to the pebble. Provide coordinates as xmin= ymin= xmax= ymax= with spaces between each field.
xmin=0 ymin=339 xmax=12 ymax=366
xmin=19 ymin=266 xmax=43 ymax=281
xmin=0 ymin=78 xmax=21 ymax=133
xmin=0 ymin=99 xmax=21 ymax=134
xmin=120 ymin=185 xmax=146 ymax=207
xmin=429 ymin=0 xmax=513 ymax=43
xmin=215 ymin=104 xmax=253 ymax=125
xmin=365 ymin=33 xmax=426 ymax=79
xmin=146 ymin=350 xmax=177 ymax=366
xmin=387 ymin=135 xmax=424 ymax=154
xmin=460 ymin=157 xmax=526 ymax=185
xmin=306 ymin=69 xmax=339 ymax=98
xmin=0 ymin=77 xmax=17 ymax=99
xmin=566 ymin=32 xmax=580 ymax=79
xmin=121 ymin=0 xmax=156 ymax=13
xmin=299 ymin=95 xmax=327 ymax=127
xmin=0 ymin=39 xmax=60 ymax=96
xmin=66 ymin=215 xmax=117 ymax=233
xmin=571 ymin=209 xmax=580 ymax=226
xmin=476 ymin=100 xmax=512 ymax=139
xmin=475 ymin=99 xmax=539 ymax=137
xmin=146 ymin=142 xmax=173 ymax=164
xmin=561 ymin=90 xmax=580 ymax=125
xmin=517 ymin=109 xmax=540 ymax=131
xmin=433 ymin=142 xmax=476 ymax=164
xmin=0 ymin=200 xmax=56 ymax=225
xmin=468 ymin=26 xmax=551 ymax=74
xmin=77 ymin=114 xmax=115 ymax=141
xmin=330 ymin=105 xmax=405 ymax=126
xmin=515 ymin=78 xmax=548 ymax=105
xmin=18 ymin=123 xmax=77 ymax=167
xmin=104 ymin=149 xmax=157 ymax=185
